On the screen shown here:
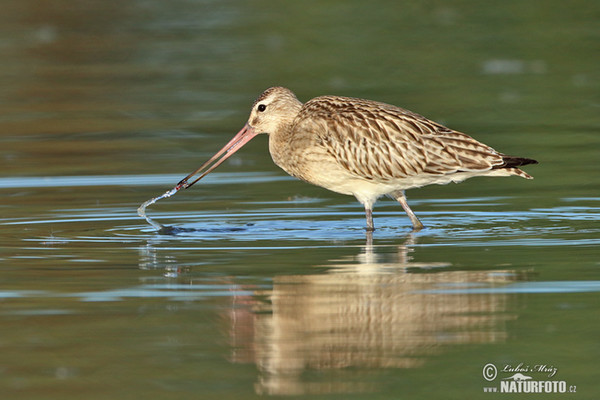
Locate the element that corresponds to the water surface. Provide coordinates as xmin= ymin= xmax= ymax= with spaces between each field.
xmin=1 ymin=1 xmax=599 ymax=398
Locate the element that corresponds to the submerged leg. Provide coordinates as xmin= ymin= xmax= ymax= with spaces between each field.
xmin=365 ymin=206 xmax=375 ymax=232
xmin=393 ymin=191 xmax=424 ymax=231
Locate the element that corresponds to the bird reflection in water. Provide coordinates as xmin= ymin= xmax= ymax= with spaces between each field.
xmin=138 ymin=236 xmax=525 ymax=395
xmin=224 ymin=237 xmax=525 ymax=396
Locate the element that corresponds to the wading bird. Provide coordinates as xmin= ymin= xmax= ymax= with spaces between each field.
xmin=174 ymin=87 xmax=538 ymax=231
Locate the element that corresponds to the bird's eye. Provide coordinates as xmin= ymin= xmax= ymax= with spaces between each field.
xmin=257 ymin=104 xmax=267 ymax=112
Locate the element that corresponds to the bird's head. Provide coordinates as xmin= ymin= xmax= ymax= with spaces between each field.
xmin=247 ymin=86 xmax=302 ymax=135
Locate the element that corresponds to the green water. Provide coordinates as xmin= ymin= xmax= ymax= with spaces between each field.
xmin=1 ymin=1 xmax=599 ymax=398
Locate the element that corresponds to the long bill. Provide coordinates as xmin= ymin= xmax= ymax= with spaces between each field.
xmin=174 ymin=123 xmax=258 ymax=191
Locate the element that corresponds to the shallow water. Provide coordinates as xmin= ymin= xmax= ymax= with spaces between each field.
xmin=2 ymin=1 xmax=600 ymax=398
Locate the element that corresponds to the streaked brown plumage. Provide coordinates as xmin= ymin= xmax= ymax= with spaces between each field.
xmin=178 ymin=86 xmax=538 ymax=231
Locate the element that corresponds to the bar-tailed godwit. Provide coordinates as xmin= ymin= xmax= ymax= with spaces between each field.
xmin=155 ymin=87 xmax=538 ymax=231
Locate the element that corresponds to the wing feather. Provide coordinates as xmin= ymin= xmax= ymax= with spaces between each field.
xmin=295 ymin=96 xmax=505 ymax=181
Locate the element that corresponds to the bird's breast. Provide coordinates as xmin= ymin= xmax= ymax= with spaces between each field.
xmin=268 ymin=130 xmax=324 ymax=182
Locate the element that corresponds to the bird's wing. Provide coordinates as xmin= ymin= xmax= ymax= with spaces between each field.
xmin=295 ymin=96 xmax=505 ymax=181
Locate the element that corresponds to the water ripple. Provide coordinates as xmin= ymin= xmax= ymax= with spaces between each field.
xmin=420 ymin=280 xmax=600 ymax=294
xmin=0 ymin=172 xmax=290 ymax=189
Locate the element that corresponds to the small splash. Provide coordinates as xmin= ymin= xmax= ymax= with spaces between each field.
xmin=137 ymin=187 xmax=180 ymax=231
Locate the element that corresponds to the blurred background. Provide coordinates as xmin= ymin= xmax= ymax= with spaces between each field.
xmin=1 ymin=0 xmax=599 ymax=398
xmin=2 ymin=0 xmax=597 ymax=179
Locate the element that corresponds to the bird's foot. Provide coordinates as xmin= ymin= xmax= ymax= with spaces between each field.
xmin=410 ymin=222 xmax=425 ymax=232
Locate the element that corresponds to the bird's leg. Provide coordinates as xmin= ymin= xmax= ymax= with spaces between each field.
xmin=393 ymin=191 xmax=424 ymax=231
xmin=365 ymin=206 xmax=375 ymax=232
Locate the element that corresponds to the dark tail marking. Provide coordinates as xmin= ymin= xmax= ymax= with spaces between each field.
xmin=493 ymin=155 xmax=539 ymax=170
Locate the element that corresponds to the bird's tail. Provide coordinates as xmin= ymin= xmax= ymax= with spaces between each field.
xmin=494 ymin=155 xmax=538 ymax=179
